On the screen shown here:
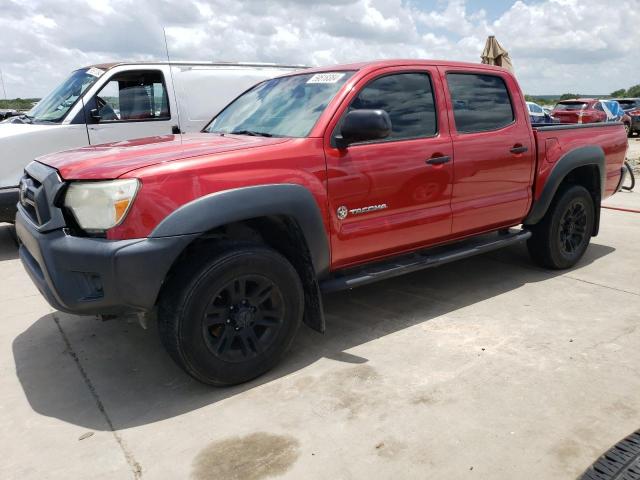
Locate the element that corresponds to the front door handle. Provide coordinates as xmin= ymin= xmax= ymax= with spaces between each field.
xmin=510 ymin=145 xmax=528 ymax=154
xmin=426 ymin=155 xmax=451 ymax=165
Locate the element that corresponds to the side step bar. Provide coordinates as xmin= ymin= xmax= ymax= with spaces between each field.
xmin=319 ymin=229 xmax=532 ymax=293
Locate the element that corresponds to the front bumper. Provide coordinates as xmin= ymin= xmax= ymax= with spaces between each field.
xmin=16 ymin=209 xmax=197 ymax=315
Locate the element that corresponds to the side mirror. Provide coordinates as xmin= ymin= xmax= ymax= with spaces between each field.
xmin=90 ymin=108 xmax=102 ymax=122
xmin=335 ymin=109 xmax=392 ymax=149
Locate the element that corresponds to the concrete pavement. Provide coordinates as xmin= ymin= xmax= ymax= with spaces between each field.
xmin=1 ymin=191 xmax=639 ymax=480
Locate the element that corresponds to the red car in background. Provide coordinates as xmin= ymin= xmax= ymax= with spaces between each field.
xmin=552 ymin=99 xmax=607 ymax=124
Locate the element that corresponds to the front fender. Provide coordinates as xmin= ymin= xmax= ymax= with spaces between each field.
xmin=149 ymin=183 xmax=330 ymax=277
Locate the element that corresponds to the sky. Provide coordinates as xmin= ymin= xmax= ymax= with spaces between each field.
xmin=0 ymin=0 xmax=638 ymax=98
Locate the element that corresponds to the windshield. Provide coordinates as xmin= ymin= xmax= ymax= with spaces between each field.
xmin=617 ymin=100 xmax=638 ymax=110
xmin=554 ymin=102 xmax=587 ymax=111
xmin=205 ymin=71 xmax=355 ymax=137
xmin=28 ymin=68 xmax=100 ymax=123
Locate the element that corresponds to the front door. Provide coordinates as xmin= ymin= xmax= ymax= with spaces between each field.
xmin=325 ymin=68 xmax=454 ymax=269
xmin=85 ymin=69 xmax=176 ymax=145
xmin=440 ymin=68 xmax=536 ymax=235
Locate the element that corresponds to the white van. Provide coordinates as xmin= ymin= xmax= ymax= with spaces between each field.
xmin=0 ymin=61 xmax=304 ymax=222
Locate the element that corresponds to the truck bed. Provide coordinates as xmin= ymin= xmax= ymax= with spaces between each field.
xmin=531 ymin=122 xmax=628 ymax=201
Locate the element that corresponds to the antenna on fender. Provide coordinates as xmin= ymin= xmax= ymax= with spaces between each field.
xmin=163 ymin=27 xmax=183 ymax=139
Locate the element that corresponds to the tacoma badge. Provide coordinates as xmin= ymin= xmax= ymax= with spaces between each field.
xmin=349 ymin=204 xmax=388 ymax=215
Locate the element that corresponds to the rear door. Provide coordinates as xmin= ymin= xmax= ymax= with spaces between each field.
xmin=324 ymin=66 xmax=453 ymax=268
xmin=84 ymin=67 xmax=177 ymax=145
xmin=440 ymin=67 xmax=535 ymax=236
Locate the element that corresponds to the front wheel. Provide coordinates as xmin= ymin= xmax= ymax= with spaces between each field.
xmin=158 ymin=244 xmax=304 ymax=386
xmin=527 ymin=184 xmax=594 ymax=269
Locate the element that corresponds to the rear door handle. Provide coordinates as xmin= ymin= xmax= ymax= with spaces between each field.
xmin=510 ymin=146 xmax=528 ymax=154
xmin=426 ymin=155 xmax=451 ymax=165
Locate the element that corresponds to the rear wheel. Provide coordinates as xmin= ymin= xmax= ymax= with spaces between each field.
xmin=158 ymin=244 xmax=303 ymax=386
xmin=527 ymin=184 xmax=594 ymax=269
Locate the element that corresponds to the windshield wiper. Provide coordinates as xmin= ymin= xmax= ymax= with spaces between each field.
xmin=15 ymin=114 xmax=34 ymax=124
xmin=230 ymin=129 xmax=273 ymax=137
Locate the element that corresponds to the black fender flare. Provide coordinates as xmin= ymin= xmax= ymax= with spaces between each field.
xmin=150 ymin=183 xmax=330 ymax=278
xmin=524 ymin=145 xmax=605 ymax=227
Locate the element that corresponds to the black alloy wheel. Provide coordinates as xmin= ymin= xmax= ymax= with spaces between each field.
xmin=203 ymin=275 xmax=285 ymax=363
xmin=558 ymin=199 xmax=589 ymax=256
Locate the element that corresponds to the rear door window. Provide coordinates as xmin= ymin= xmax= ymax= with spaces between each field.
xmin=446 ymin=73 xmax=514 ymax=133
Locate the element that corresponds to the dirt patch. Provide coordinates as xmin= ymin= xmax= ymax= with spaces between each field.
xmin=375 ymin=438 xmax=408 ymax=459
xmin=310 ymin=364 xmax=381 ymax=419
xmin=192 ymin=432 xmax=300 ymax=480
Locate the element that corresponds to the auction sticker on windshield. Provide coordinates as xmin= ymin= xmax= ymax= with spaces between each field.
xmin=86 ymin=67 xmax=105 ymax=78
xmin=307 ymin=73 xmax=346 ymax=84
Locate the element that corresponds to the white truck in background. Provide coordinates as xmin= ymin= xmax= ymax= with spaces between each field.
xmin=0 ymin=61 xmax=304 ymax=222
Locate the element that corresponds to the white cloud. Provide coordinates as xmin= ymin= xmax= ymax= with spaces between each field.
xmin=0 ymin=0 xmax=638 ymax=98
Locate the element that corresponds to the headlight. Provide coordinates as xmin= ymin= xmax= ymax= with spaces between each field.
xmin=64 ymin=179 xmax=140 ymax=232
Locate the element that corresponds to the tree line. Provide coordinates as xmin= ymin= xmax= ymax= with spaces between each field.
xmin=610 ymin=84 xmax=640 ymax=98
xmin=525 ymin=84 xmax=640 ymax=106
xmin=0 ymin=98 xmax=39 ymax=110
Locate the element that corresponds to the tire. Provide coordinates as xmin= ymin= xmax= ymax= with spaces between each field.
xmin=527 ymin=184 xmax=594 ymax=269
xmin=158 ymin=243 xmax=304 ymax=386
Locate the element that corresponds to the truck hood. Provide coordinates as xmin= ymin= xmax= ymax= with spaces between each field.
xmin=36 ymin=133 xmax=290 ymax=180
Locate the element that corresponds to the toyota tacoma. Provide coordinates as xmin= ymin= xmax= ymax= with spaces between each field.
xmin=15 ymin=60 xmax=628 ymax=385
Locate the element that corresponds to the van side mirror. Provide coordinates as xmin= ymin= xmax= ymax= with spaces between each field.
xmin=90 ymin=109 xmax=102 ymax=122
xmin=335 ymin=109 xmax=392 ymax=149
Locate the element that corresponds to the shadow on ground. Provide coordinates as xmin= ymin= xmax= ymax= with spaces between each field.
xmin=11 ymin=239 xmax=614 ymax=431
xmin=0 ymin=224 xmax=18 ymax=261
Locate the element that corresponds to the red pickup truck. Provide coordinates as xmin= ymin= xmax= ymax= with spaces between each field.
xmin=15 ymin=60 xmax=628 ymax=386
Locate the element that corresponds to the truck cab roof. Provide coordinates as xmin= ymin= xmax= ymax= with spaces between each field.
xmin=295 ymin=59 xmax=512 ymax=76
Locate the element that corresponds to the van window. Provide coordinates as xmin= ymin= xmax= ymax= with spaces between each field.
xmin=93 ymin=70 xmax=170 ymax=122
xmin=446 ymin=73 xmax=514 ymax=133
xmin=347 ymin=73 xmax=437 ymax=141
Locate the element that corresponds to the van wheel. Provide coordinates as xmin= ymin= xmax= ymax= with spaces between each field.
xmin=158 ymin=244 xmax=303 ymax=386
xmin=527 ymin=184 xmax=594 ymax=269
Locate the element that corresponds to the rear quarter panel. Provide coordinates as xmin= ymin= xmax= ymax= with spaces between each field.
xmin=533 ymin=124 xmax=627 ymax=200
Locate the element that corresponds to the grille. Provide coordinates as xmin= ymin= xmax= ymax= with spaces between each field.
xmin=19 ymin=174 xmax=47 ymax=225
xmin=19 ymin=162 xmax=67 ymax=232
